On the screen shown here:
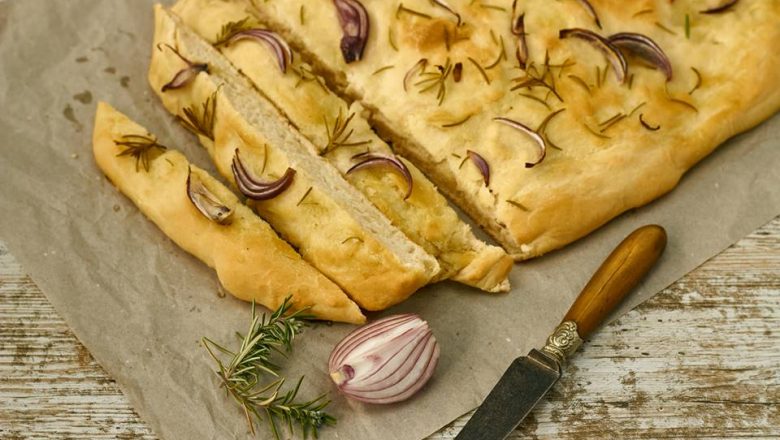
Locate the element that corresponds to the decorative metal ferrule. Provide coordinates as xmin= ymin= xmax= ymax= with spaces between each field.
xmin=540 ymin=321 xmax=583 ymax=365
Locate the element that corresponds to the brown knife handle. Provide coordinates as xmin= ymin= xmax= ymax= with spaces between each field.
xmin=564 ymin=224 xmax=667 ymax=339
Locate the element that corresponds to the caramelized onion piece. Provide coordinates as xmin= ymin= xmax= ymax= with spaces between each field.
xmin=334 ymin=0 xmax=370 ymax=63
xmin=158 ymin=43 xmax=208 ymax=92
xmin=559 ymin=28 xmax=627 ymax=84
xmin=223 ymin=29 xmax=293 ymax=73
xmin=494 ymin=117 xmax=548 ymax=168
xmin=186 ymin=167 xmax=233 ymax=224
xmin=231 ymin=149 xmax=296 ymax=201
xmin=329 ymin=314 xmax=440 ymax=404
xmin=511 ymin=14 xmax=528 ymax=70
xmin=609 ymin=32 xmax=673 ymax=81
xmin=575 ymin=0 xmax=602 ymax=29
xmin=466 ymin=150 xmax=490 ymax=185
xmin=348 ymin=153 xmax=414 ymax=199
xmin=701 ymin=0 xmax=739 ymax=14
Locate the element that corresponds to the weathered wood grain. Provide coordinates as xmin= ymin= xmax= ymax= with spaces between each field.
xmin=1 ymin=217 xmax=778 ymax=439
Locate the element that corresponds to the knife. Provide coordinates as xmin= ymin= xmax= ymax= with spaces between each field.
xmin=455 ymin=224 xmax=667 ymax=440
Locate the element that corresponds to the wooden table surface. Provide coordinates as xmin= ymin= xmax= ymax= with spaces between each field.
xmin=1 ymin=218 xmax=778 ymax=439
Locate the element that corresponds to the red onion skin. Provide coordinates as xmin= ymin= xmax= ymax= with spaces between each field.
xmin=347 ymin=154 xmax=414 ymax=199
xmin=608 ymin=33 xmax=673 ymax=81
xmin=494 ymin=117 xmax=547 ymax=168
xmin=333 ymin=0 xmax=369 ymax=63
xmin=224 ymin=29 xmax=292 ymax=73
xmin=559 ymin=28 xmax=627 ymax=84
xmin=231 ymin=149 xmax=296 ymax=200
xmin=328 ymin=314 xmax=440 ymax=404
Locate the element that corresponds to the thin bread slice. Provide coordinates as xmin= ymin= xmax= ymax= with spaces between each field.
xmin=170 ymin=0 xmax=512 ymax=292
xmin=148 ymin=5 xmax=439 ymax=311
xmin=92 ymin=102 xmax=365 ymax=324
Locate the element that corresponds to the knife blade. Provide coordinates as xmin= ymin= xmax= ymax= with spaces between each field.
xmin=455 ymin=225 xmax=667 ymax=440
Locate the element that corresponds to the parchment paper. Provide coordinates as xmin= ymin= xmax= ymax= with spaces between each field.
xmin=0 ymin=1 xmax=778 ymax=439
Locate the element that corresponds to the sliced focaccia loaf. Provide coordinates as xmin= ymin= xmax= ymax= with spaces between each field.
xmin=170 ymin=0 xmax=513 ymax=292
xmin=243 ymin=0 xmax=780 ymax=260
xmin=148 ymin=5 xmax=440 ymax=311
xmin=92 ymin=102 xmax=365 ymax=324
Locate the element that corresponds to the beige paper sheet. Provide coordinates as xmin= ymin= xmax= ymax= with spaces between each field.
xmin=0 ymin=1 xmax=778 ymax=439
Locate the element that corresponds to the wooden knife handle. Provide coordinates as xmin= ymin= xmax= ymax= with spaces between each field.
xmin=563 ymin=224 xmax=667 ymax=339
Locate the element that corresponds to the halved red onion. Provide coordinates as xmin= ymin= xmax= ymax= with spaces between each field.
xmin=432 ymin=0 xmax=461 ymax=25
xmin=494 ymin=117 xmax=548 ymax=168
xmin=701 ymin=0 xmax=739 ymax=14
xmin=186 ymin=167 xmax=233 ymax=224
xmin=328 ymin=314 xmax=440 ymax=404
xmin=347 ymin=153 xmax=414 ymax=199
xmin=334 ymin=0 xmax=370 ymax=63
xmin=608 ymin=33 xmax=672 ymax=81
xmin=158 ymin=43 xmax=209 ymax=92
xmin=511 ymin=14 xmax=528 ymax=69
xmin=466 ymin=150 xmax=490 ymax=185
xmin=222 ymin=29 xmax=293 ymax=73
xmin=559 ymin=28 xmax=627 ymax=84
xmin=575 ymin=0 xmax=602 ymax=29
xmin=231 ymin=149 xmax=296 ymax=201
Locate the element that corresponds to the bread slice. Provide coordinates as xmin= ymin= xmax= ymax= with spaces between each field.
xmin=148 ymin=5 xmax=440 ymax=311
xmin=170 ymin=0 xmax=512 ymax=292
xmin=92 ymin=102 xmax=364 ymax=324
xmin=242 ymin=0 xmax=780 ymax=260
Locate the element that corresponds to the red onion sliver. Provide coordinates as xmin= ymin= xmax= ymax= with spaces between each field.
xmin=158 ymin=43 xmax=209 ymax=92
xmin=432 ymin=0 xmax=461 ymax=25
xmin=224 ymin=29 xmax=293 ymax=73
xmin=333 ymin=0 xmax=370 ymax=63
xmin=231 ymin=149 xmax=296 ymax=200
xmin=575 ymin=0 xmax=602 ymax=29
xmin=511 ymin=14 xmax=528 ymax=70
xmin=494 ymin=117 xmax=548 ymax=168
xmin=186 ymin=167 xmax=233 ymax=224
xmin=347 ymin=153 xmax=414 ymax=199
xmin=328 ymin=314 xmax=440 ymax=404
xmin=608 ymin=32 xmax=673 ymax=81
xmin=404 ymin=58 xmax=428 ymax=92
xmin=466 ymin=150 xmax=490 ymax=185
xmin=559 ymin=28 xmax=627 ymax=84
xmin=700 ymin=0 xmax=739 ymax=14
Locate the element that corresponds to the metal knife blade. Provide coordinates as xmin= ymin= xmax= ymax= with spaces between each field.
xmin=454 ymin=349 xmax=560 ymax=440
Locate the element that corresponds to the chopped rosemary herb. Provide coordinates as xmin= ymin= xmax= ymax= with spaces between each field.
xmin=322 ymin=108 xmax=371 ymax=154
xmin=292 ymin=65 xmax=330 ymax=94
xmin=567 ymin=74 xmax=591 ymax=94
xmin=396 ymin=3 xmax=432 ymax=19
xmin=684 ymin=14 xmax=691 ymax=39
xmin=506 ymin=199 xmax=529 ymax=211
xmin=595 ymin=65 xmax=602 ymax=88
xmin=467 ymin=57 xmax=491 ymax=85
xmin=599 ymin=114 xmax=627 ymax=133
xmin=639 ymin=113 xmax=661 ymax=131
xmin=484 ymin=36 xmax=506 ymax=70
xmin=202 ymin=298 xmax=334 ymax=439
xmin=177 ymin=87 xmax=219 ymax=141
xmin=299 ymin=5 xmax=305 ymax=25
xmin=214 ymin=17 xmax=254 ymax=46
xmin=296 ymin=187 xmax=313 ymax=206
xmin=414 ymin=58 xmax=453 ymax=105
xmin=628 ymin=102 xmax=647 ymax=117
xmin=654 ymin=22 xmax=677 ymax=36
xmin=341 ymin=236 xmax=364 ymax=244
xmin=584 ymin=123 xmax=612 ymax=139
xmin=517 ymin=93 xmax=552 ymax=110
xmin=478 ymin=2 xmax=506 ymax=12
xmin=441 ymin=113 xmax=473 ymax=128
xmin=537 ymin=108 xmax=566 ymax=150
xmin=628 ymin=73 xmax=635 ymax=89
xmin=114 ymin=134 xmax=167 ymax=172
xmin=489 ymin=29 xmax=499 ymax=46
xmin=668 ymin=97 xmax=699 ymax=113
xmin=689 ymin=67 xmax=702 ymax=94
xmin=371 ymin=65 xmax=395 ymax=76
xmin=451 ymin=152 xmax=462 ymax=159
xmin=632 ymin=8 xmax=654 ymax=18
xmin=388 ymin=28 xmax=399 ymax=51
xmin=599 ymin=112 xmax=625 ymax=127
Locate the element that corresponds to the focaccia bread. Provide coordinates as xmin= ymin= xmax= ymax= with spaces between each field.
xmin=170 ymin=0 xmax=513 ymax=293
xmin=245 ymin=0 xmax=780 ymax=259
xmin=92 ymin=102 xmax=365 ymax=324
xmin=149 ymin=5 xmax=441 ymax=311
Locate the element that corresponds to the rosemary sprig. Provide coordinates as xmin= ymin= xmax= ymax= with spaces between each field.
xmin=114 ymin=134 xmax=167 ymax=172
xmin=214 ymin=17 xmax=254 ymax=46
xmin=177 ymin=87 xmax=219 ymax=140
xmin=414 ymin=58 xmax=453 ymax=105
xmin=322 ymin=108 xmax=371 ymax=154
xmin=292 ymin=65 xmax=330 ymax=94
xmin=467 ymin=57 xmax=491 ymax=85
xmin=202 ymin=298 xmax=335 ymax=439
